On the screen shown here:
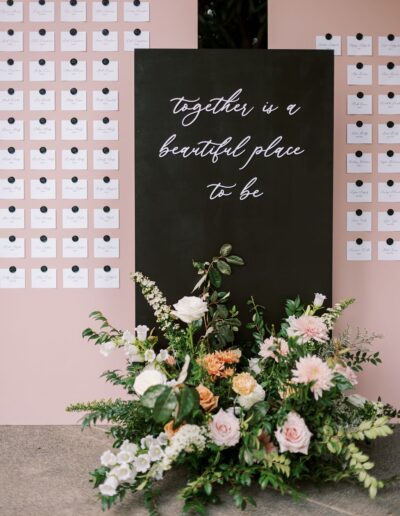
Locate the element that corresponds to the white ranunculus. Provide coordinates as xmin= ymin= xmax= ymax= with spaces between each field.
xmin=171 ymin=296 xmax=208 ymax=324
xmin=136 ymin=325 xmax=149 ymax=341
xmin=133 ymin=369 xmax=167 ymax=396
xmin=99 ymin=475 xmax=118 ymax=496
xmin=313 ymin=293 xmax=327 ymax=308
xmin=99 ymin=341 xmax=115 ymax=357
xmin=100 ymin=450 xmax=117 ymax=467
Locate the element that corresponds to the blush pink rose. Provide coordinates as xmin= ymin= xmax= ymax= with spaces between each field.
xmin=287 ymin=315 xmax=329 ymax=343
xmin=275 ymin=411 xmax=312 ymax=455
xmin=209 ymin=409 xmax=240 ymax=447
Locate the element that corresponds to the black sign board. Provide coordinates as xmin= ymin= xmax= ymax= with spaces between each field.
xmin=135 ymin=50 xmax=333 ymax=327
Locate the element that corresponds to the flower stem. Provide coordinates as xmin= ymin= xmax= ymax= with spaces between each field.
xmin=188 ymin=323 xmax=194 ymax=355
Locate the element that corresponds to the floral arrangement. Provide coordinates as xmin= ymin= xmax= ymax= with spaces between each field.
xmin=67 ymin=244 xmax=398 ymax=514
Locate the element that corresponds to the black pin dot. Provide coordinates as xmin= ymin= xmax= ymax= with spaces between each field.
xmin=388 ymin=209 xmax=394 ymax=216
xmin=70 ymin=28 xmax=77 ymax=36
xmin=134 ymin=28 xmax=141 ymax=36
xmin=70 ymin=58 xmax=78 ymax=66
xmin=102 ymin=58 xmax=109 ymax=66
xmin=71 ymin=206 xmax=79 ymax=213
xmin=357 ymin=91 xmax=364 ymax=99
xmin=104 ymin=265 xmax=111 ymax=272
xmin=70 ymin=87 xmax=77 ymax=95
xmin=356 ymin=209 xmax=363 ymax=216
xmin=103 ymin=235 xmax=110 ymax=242
xmin=9 ymin=266 xmax=16 ymax=273
xmin=102 ymin=117 xmax=109 ymax=124
xmin=356 ymin=180 xmax=363 ymax=187
xmin=40 ymin=235 xmax=47 ymax=242
xmin=102 ymin=29 xmax=109 ymax=36
xmin=388 ymin=62 xmax=395 ymax=70
xmin=102 ymin=87 xmax=109 ymax=95
xmin=102 ymin=0 xmax=110 ymax=5
xmin=40 ymin=265 xmax=48 ymax=273
xmin=7 ymin=0 xmax=14 ymax=6
xmin=387 ymin=150 xmax=394 ymax=157
xmin=356 ymin=120 xmax=363 ymax=128
xmin=70 ymin=0 xmax=77 ymax=6
xmin=40 ymin=206 xmax=48 ymax=213
xmin=71 ymin=176 xmax=78 ymax=183
xmin=8 ymin=235 xmax=15 ymax=242
xmin=72 ymin=235 xmax=79 ymax=242
xmin=7 ymin=177 xmax=15 ymax=184
xmin=7 ymin=29 xmax=14 ymax=36
xmin=387 ymin=179 xmax=394 ymax=187
xmin=39 ymin=0 xmax=46 ymax=5
xmin=71 ymin=147 xmax=78 ymax=154
xmin=8 ymin=87 xmax=14 ymax=95
xmin=356 ymin=62 xmax=363 ymax=70
xmin=39 ymin=58 xmax=46 ymax=66
xmin=39 ymin=177 xmax=47 ymax=184
xmin=388 ymin=91 xmax=395 ymax=99
xmin=356 ymin=238 xmax=363 ymax=245
xmin=355 ymin=150 xmax=363 ymax=158
xmin=71 ymin=117 xmax=78 ymax=125
xmin=103 ymin=206 xmax=110 ymax=213
xmin=72 ymin=265 xmax=79 ymax=273
xmin=8 ymin=146 xmax=15 ymax=154
xmin=39 ymin=117 xmax=46 ymax=125
xmin=387 ymin=238 xmax=394 ymax=246
xmin=7 ymin=58 xmax=14 ymax=66
xmin=39 ymin=88 xmax=46 ymax=95
xmin=134 ymin=0 xmax=141 ymax=6
xmin=39 ymin=28 xmax=46 ymax=36
xmin=39 ymin=146 xmax=47 ymax=154
xmin=356 ymin=33 xmax=363 ymax=40
xmin=387 ymin=121 xmax=395 ymax=128
xmin=8 ymin=206 xmax=15 ymax=213
xmin=102 ymin=147 xmax=110 ymax=154
xmin=8 ymin=117 xmax=15 ymax=124
xmin=388 ymin=34 xmax=395 ymax=41
xmin=103 ymin=176 xmax=110 ymax=183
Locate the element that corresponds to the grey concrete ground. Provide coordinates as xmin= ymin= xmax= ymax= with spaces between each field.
xmin=0 ymin=426 xmax=398 ymax=516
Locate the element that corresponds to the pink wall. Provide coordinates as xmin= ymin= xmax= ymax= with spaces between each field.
xmin=269 ymin=0 xmax=400 ymax=408
xmin=0 ymin=0 xmax=197 ymax=424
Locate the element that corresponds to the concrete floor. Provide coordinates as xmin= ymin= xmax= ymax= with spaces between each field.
xmin=0 ymin=426 xmax=399 ymax=516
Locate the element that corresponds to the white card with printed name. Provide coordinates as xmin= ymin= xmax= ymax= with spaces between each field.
xmin=61 ymin=119 xmax=87 ymax=140
xmin=30 ymin=90 xmax=55 ymax=111
xmin=347 ymin=35 xmax=373 ymax=56
xmin=347 ymin=181 xmax=372 ymax=202
xmin=347 ymin=240 xmax=371 ymax=261
xmin=92 ymin=60 xmax=118 ymax=81
xmin=93 ymin=119 xmax=118 ymax=140
xmin=32 ymin=268 xmax=57 ymax=289
xmin=30 ymin=119 xmax=55 ymax=140
xmin=0 ymin=178 xmax=24 ymax=199
xmin=30 ymin=149 xmax=55 ymax=170
xmin=60 ymin=1 xmax=86 ymax=22
xmin=29 ymin=1 xmax=55 ymax=22
xmin=346 ymin=210 xmax=371 ymax=232
xmin=0 ymin=60 xmax=23 ymax=81
xmin=63 ymin=268 xmax=88 ymax=288
xmin=378 ymin=153 xmax=400 ymax=173
xmin=95 ymin=267 xmax=119 ymax=288
xmin=124 ymin=30 xmax=150 ymax=50
xmin=94 ymin=208 xmax=119 ymax=228
xmin=30 ymin=208 xmax=56 ymax=229
xmin=0 ymin=119 xmax=23 ymax=140
xmin=61 ymin=30 xmax=86 ymax=52
xmin=0 ymin=31 xmax=23 ymax=52
xmin=379 ymin=65 xmax=400 ymax=85
xmin=92 ymin=1 xmax=117 ymax=21
xmin=93 ymin=89 xmax=118 ymax=110
xmin=31 ymin=237 xmax=56 ymax=258
xmin=94 ymin=237 xmax=119 ymax=258
xmin=378 ymin=123 xmax=400 ymax=144
xmin=0 ymin=2 xmax=23 ymax=22
xmin=379 ymin=36 xmax=400 ymax=56
xmin=30 ymin=178 xmax=56 ymax=199
xmin=316 ymin=34 xmax=342 ymax=54
xmin=62 ymin=208 xmax=88 ymax=228
xmin=61 ymin=178 xmax=87 ymax=199
xmin=378 ymin=211 xmax=400 ymax=231
xmin=62 ymin=237 xmax=88 ymax=258
xmin=0 ymin=268 xmax=25 ymax=288
xmin=29 ymin=30 xmax=54 ymax=52
xmin=62 ymin=149 xmax=87 ymax=170
xmin=61 ymin=89 xmax=86 ymax=111
xmin=347 ymin=94 xmax=372 ymax=115
xmin=378 ymin=240 xmax=400 ymax=260
xmin=0 ymin=149 xmax=24 ymax=170
xmin=0 ymin=208 xmax=24 ymax=229
xmin=93 ymin=178 xmax=119 ymax=199
xmin=347 ymin=123 xmax=372 ymax=144
xmin=0 ymin=90 xmax=23 ymax=110
xmin=61 ymin=60 xmax=86 ymax=81
xmin=347 ymin=152 xmax=372 ymax=174
xmin=378 ymin=94 xmax=400 ymax=114
xmin=124 ymin=1 xmax=150 ymax=22
xmin=29 ymin=60 xmax=55 ymax=82
xmin=0 ymin=237 xmax=24 ymax=258
xmin=93 ymin=149 xmax=118 ymax=170
xmin=92 ymin=31 xmax=118 ymax=52
xmin=378 ymin=181 xmax=400 ymax=202
xmin=347 ymin=64 xmax=372 ymax=85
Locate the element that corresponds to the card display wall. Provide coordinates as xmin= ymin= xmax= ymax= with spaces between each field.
xmin=0 ymin=0 xmax=197 ymax=423
xmin=269 ymin=0 xmax=400 ymax=408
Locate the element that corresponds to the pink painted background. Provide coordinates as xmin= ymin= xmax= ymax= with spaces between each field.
xmin=0 ymin=0 xmax=197 ymax=424
xmin=269 ymin=0 xmax=400 ymax=409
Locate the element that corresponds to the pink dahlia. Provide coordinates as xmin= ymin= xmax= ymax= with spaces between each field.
xmin=287 ymin=315 xmax=329 ymax=343
xmin=292 ymin=355 xmax=333 ymax=400
xmin=259 ymin=337 xmax=289 ymax=361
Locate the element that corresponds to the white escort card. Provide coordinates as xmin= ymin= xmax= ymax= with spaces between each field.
xmin=94 ymin=236 xmax=119 ymax=258
xmin=379 ymin=62 xmax=400 ymax=85
xmin=93 ymin=59 xmax=118 ymax=81
xmin=0 ymin=1 xmax=23 ymax=22
xmin=60 ymin=1 xmax=86 ymax=22
xmin=62 ymin=177 xmax=87 ymax=199
xmin=30 ymin=207 xmax=56 ymax=229
xmin=30 ymin=178 xmax=56 ymax=199
xmin=61 ymin=118 xmax=87 ymax=140
xmin=62 ymin=206 xmax=88 ymax=228
xmin=124 ymin=1 xmax=150 ymax=22
xmin=0 ymin=236 xmax=24 ymax=258
xmin=61 ymin=59 xmax=86 ymax=81
xmin=124 ymin=29 xmax=150 ymax=50
xmin=29 ymin=59 xmax=55 ymax=81
xmin=30 ymin=118 xmax=56 ymax=141
xmin=30 ymin=89 xmax=55 ymax=111
xmin=31 ymin=236 xmax=56 ymax=258
xmin=29 ymin=1 xmax=55 ymax=22
xmin=347 ymin=122 xmax=372 ymax=144
xmin=0 ymin=148 xmax=24 ymax=170
xmin=29 ymin=29 xmax=54 ymax=52
xmin=378 ymin=93 xmax=400 ymax=114
xmin=378 ymin=239 xmax=400 ymax=260
xmin=347 ymin=180 xmax=372 ymax=202
xmin=347 ymin=239 xmax=372 ymax=261
xmin=379 ymin=35 xmax=400 ymax=57
xmin=0 ymin=89 xmax=23 ymax=110
xmin=0 ymin=267 xmax=25 ymax=288
xmin=347 ymin=34 xmax=373 ymax=56
xmin=0 ymin=207 xmax=24 ymax=229
xmin=378 ymin=151 xmax=400 ymax=173
xmin=30 ymin=148 xmax=55 ymax=170
xmin=378 ymin=122 xmax=400 ymax=144
xmin=347 ymin=92 xmax=372 ymax=115
xmin=347 ymin=63 xmax=372 ymax=85
xmin=93 ymin=88 xmax=118 ymax=110
xmin=31 ymin=267 xmax=57 ymax=289
xmin=0 ymin=177 xmax=24 ymax=199
xmin=347 ymin=209 xmax=371 ymax=232
xmin=93 ymin=178 xmax=119 ymax=199
xmin=0 ymin=59 xmax=23 ymax=81
xmin=61 ymin=88 xmax=86 ymax=111
xmin=93 ymin=118 xmax=118 ymax=140
xmin=0 ymin=118 xmax=23 ymax=140
xmin=378 ymin=180 xmax=400 ymax=202
xmin=63 ymin=236 xmax=88 ymax=258
xmin=63 ymin=266 xmax=88 ymax=288
xmin=94 ymin=266 xmax=119 ymax=288
xmin=92 ymin=1 xmax=118 ymax=22
xmin=93 ymin=148 xmax=119 ymax=170
xmin=94 ymin=207 xmax=119 ymax=228
xmin=378 ymin=209 xmax=400 ymax=231
xmin=0 ymin=30 xmax=23 ymax=52
xmin=61 ymin=29 xmax=87 ymax=52
xmin=92 ymin=30 xmax=118 ymax=52
xmin=62 ymin=148 xmax=87 ymax=170
xmin=347 ymin=151 xmax=372 ymax=174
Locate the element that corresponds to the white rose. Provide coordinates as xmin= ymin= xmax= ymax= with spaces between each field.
xmin=171 ymin=296 xmax=208 ymax=324
xmin=313 ymin=293 xmax=326 ymax=308
xmin=99 ymin=341 xmax=115 ymax=357
xmin=237 ymin=383 xmax=265 ymax=410
xmin=133 ymin=369 xmax=167 ymax=396
xmin=136 ymin=325 xmax=149 ymax=341
xmin=99 ymin=475 xmax=118 ymax=496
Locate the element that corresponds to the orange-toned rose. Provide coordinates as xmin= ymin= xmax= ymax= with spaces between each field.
xmin=232 ymin=372 xmax=257 ymax=395
xmin=196 ymin=384 xmax=219 ymax=412
xmin=164 ymin=420 xmax=183 ymax=438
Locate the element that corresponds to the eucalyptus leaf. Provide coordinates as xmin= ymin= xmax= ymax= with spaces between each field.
xmin=226 ymin=255 xmax=245 ymax=266
xmin=217 ymin=260 xmax=232 ymax=275
xmin=220 ymin=243 xmax=232 ymax=256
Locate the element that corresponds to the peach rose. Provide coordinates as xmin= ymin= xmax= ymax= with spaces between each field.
xmin=232 ymin=372 xmax=257 ymax=396
xmin=196 ymin=384 xmax=219 ymax=412
xmin=164 ymin=420 xmax=184 ymax=438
